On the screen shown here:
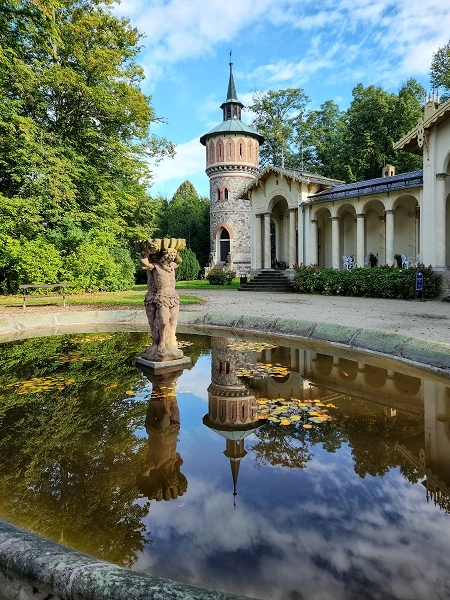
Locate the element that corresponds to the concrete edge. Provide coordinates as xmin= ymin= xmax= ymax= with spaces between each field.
xmin=0 ymin=519 xmax=252 ymax=600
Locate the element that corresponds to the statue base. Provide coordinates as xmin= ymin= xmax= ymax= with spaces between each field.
xmin=136 ymin=355 xmax=191 ymax=374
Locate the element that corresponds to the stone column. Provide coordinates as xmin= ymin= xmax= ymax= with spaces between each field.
xmin=356 ymin=213 xmax=365 ymax=268
xmin=310 ymin=219 xmax=318 ymax=266
xmin=331 ymin=216 xmax=340 ymax=269
xmin=263 ymin=212 xmax=271 ymax=269
xmin=385 ymin=209 xmax=395 ymax=266
xmin=435 ymin=173 xmax=448 ymax=268
xmin=289 ymin=208 xmax=297 ymax=268
xmin=255 ymin=214 xmax=262 ymax=269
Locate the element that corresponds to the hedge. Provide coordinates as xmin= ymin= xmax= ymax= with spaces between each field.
xmin=292 ymin=265 xmax=441 ymax=299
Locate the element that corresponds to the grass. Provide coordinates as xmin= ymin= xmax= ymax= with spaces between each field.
xmin=175 ymin=278 xmax=240 ymax=290
xmin=0 ymin=285 xmax=203 ymax=308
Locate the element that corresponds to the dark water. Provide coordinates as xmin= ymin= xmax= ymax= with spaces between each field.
xmin=0 ymin=330 xmax=450 ymax=600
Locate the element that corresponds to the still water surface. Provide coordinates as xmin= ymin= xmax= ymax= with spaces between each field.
xmin=0 ymin=330 xmax=450 ymax=600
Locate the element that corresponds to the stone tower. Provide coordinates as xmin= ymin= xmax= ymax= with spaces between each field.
xmin=200 ymin=59 xmax=264 ymax=275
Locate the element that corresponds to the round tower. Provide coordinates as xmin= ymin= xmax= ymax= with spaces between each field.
xmin=200 ymin=58 xmax=264 ymax=275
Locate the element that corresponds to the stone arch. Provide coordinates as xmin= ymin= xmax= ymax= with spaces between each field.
xmin=314 ymin=206 xmax=332 ymax=268
xmin=214 ymin=223 xmax=233 ymax=263
xmin=393 ymin=193 xmax=419 ymax=261
xmin=269 ymin=195 xmax=289 ymax=264
xmin=363 ymin=365 xmax=387 ymax=389
xmin=216 ymin=139 xmax=224 ymax=162
xmin=247 ymin=140 xmax=253 ymax=163
xmin=363 ymin=199 xmax=387 ymax=264
xmin=337 ymin=203 xmax=357 ymax=262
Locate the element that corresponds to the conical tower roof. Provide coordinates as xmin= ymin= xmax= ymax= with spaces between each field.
xmin=200 ymin=57 xmax=264 ymax=146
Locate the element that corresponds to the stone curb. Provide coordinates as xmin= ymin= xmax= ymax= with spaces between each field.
xmin=0 ymin=519 xmax=253 ymax=600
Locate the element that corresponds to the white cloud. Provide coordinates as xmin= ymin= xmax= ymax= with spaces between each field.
xmin=149 ymin=137 xmax=205 ymax=189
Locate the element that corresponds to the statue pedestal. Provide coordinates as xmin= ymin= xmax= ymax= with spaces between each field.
xmin=136 ymin=355 xmax=191 ymax=374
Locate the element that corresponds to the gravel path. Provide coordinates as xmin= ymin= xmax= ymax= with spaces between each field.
xmin=181 ymin=290 xmax=450 ymax=345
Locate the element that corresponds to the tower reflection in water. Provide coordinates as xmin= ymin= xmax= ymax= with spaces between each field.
xmin=137 ymin=367 xmax=187 ymax=502
xmin=203 ymin=337 xmax=264 ymax=503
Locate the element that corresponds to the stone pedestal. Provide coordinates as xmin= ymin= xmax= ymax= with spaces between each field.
xmin=136 ymin=355 xmax=191 ymax=373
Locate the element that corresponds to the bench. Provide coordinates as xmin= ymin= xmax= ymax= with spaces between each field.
xmin=19 ymin=284 xmax=70 ymax=309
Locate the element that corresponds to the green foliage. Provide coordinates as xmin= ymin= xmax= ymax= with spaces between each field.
xmin=206 ymin=268 xmax=236 ymax=285
xmin=157 ymin=181 xmax=210 ymax=268
xmin=339 ymin=81 xmax=424 ymax=181
xmin=292 ymin=265 xmax=441 ymax=299
xmin=62 ymin=236 xmax=135 ymax=293
xmin=175 ymin=248 xmax=200 ymax=281
xmin=0 ymin=236 xmax=63 ymax=293
xmin=249 ymin=88 xmax=310 ymax=169
xmin=0 ymin=0 xmax=174 ymax=293
xmin=430 ymin=39 xmax=450 ymax=98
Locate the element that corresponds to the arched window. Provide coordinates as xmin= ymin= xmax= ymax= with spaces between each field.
xmin=209 ymin=141 xmax=215 ymax=164
xmin=224 ymin=188 xmax=229 ymax=200
xmin=217 ymin=188 xmax=221 ymax=201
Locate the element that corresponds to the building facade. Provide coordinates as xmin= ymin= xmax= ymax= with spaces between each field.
xmin=200 ymin=74 xmax=450 ymax=289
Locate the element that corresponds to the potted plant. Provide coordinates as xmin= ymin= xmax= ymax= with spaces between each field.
xmin=275 ymin=260 xmax=288 ymax=270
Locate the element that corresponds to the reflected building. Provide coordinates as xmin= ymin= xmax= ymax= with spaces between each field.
xmin=203 ymin=337 xmax=263 ymax=501
xmin=397 ymin=380 xmax=450 ymax=511
xmin=137 ymin=367 xmax=187 ymax=502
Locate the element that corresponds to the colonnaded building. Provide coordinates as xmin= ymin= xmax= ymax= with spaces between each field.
xmin=199 ymin=62 xmax=450 ymax=293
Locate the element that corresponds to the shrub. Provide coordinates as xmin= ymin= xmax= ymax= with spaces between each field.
xmin=206 ymin=268 xmax=236 ymax=285
xmin=292 ymin=264 xmax=441 ymax=299
xmin=175 ymin=248 xmax=201 ymax=281
xmin=0 ymin=236 xmax=63 ymax=294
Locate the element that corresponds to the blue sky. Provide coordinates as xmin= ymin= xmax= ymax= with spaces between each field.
xmin=114 ymin=0 xmax=450 ymax=199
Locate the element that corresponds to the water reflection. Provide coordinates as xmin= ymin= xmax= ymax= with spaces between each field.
xmin=1 ymin=332 xmax=450 ymax=599
xmin=137 ymin=367 xmax=187 ymax=501
xmin=203 ymin=337 xmax=263 ymax=502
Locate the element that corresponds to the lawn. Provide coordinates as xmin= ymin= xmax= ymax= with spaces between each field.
xmin=175 ymin=278 xmax=240 ymax=290
xmin=0 ymin=285 xmax=203 ymax=308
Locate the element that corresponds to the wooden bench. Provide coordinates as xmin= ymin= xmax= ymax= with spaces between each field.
xmin=19 ymin=284 xmax=70 ymax=309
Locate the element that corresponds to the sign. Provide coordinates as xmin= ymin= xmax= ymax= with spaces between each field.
xmin=415 ymin=271 xmax=424 ymax=292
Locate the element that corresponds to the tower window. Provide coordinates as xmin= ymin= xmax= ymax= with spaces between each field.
xmin=217 ymin=189 xmax=221 ymax=201
xmin=224 ymin=188 xmax=229 ymax=200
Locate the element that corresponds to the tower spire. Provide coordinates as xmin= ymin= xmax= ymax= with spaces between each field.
xmin=221 ymin=52 xmax=243 ymax=121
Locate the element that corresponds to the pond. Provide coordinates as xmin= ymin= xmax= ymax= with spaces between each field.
xmin=0 ymin=328 xmax=450 ymax=600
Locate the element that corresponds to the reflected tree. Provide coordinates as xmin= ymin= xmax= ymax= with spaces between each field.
xmin=0 ymin=332 xmax=153 ymax=566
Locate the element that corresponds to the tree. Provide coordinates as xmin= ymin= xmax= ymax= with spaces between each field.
xmin=339 ymin=81 xmax=423 ymax=182
xmin=249 ymin=88 xmax=310 ymax=169
xmin=0 ymin=0 xmax=174 ymax=292
xmin=430 ymin=39 xmax=450 ymax=98
xmin=158 ymin=181 xmax=210 ymax=268
xmin=301 ymin=100 xmax=346 ymax=179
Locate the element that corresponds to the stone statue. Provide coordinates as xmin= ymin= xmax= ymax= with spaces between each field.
xmin=134 ymin=238 xmax=187 ymax=363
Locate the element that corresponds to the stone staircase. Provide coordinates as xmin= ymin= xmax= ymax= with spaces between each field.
xmin=239 ymin=270 xmax=293 ymax=293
